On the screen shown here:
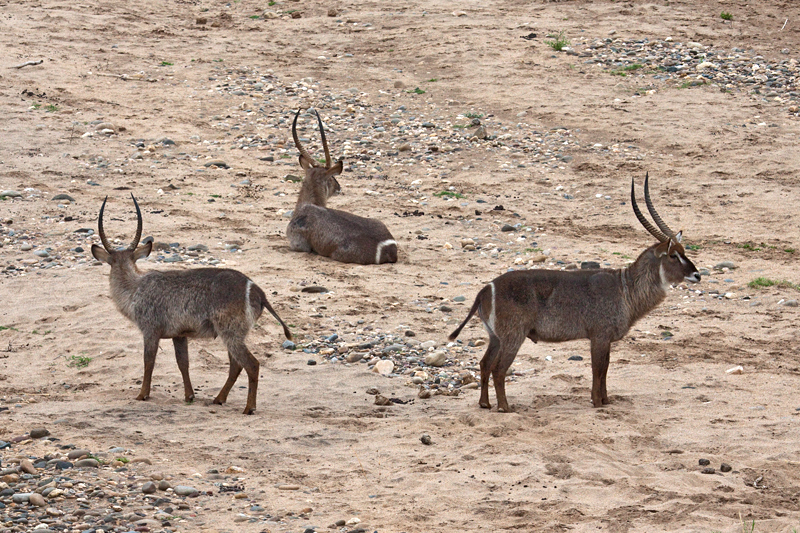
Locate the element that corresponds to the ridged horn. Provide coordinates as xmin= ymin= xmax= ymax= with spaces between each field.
xmin=97 ymin=196 xmax=113 ymax=251
xmin=314 ymin=110 xmax=332 ymax=169
xmin=291 ymin=109 xmax=316 ymax=166
xmin=631 ymin=176 xmax=668 ymax=242
xmin=129 ymin=193 xmax=143 ymax=251
xmin=643 ymin=172 xmax=676 ymax=240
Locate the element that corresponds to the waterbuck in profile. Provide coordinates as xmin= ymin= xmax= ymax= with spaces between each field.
xmin=287 ymin=109 xmax=398 ymax=264
xmin=449 ymin=174 xmax=700 ymax=412
xmin=91 ymin=194 xmax=292 ymax=415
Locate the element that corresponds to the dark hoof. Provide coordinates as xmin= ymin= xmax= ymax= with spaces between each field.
xmin=243 ymin=407 xmax=255 ymax=415
xmin=136 ymin=395 xmax=149 ymax=401
xmin=212 ymin=398 xmax=224 ymax=405
xmin=479 ymin=402 xmax=492 ymax=409
xmin=185 ymin=396 xmax=195 ymax=404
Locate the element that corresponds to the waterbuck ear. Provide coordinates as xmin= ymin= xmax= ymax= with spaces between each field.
xmin=91 ymin=244 xmax=111 ymax=264
xmin=655 ymin=241 xmax=670 ymax=257
xmin=675 ymin=230 xmax=683 ymax=243
xmin=298 ymin=154 xmax=314 ymax=171
xmin=326 ymin=160 xmax=344 ymax=177
xmin=133 ymin=241 xmax=152 ymax=261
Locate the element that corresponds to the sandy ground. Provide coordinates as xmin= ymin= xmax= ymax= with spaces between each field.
xmin=2 ymin=0 xmax=800 ymax=531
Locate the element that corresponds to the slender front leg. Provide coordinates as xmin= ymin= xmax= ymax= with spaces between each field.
xmin=590 ymin=338 xmax=611 ymax=407
xmin=172 ymin=337 xmax=194 ymax=402
xmin=137 ymin=335 xmax=160 ymax=401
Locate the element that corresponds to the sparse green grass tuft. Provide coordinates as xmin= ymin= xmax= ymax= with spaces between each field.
xmin=68 ymin=355 xmax=92 ymax=368
xmin=748 ymin=277 xmax=800 ymax=291
xmin=784 ymin=247 xmax=795 ymax=254
xmin=434 ymin=191 xmax=465 ymax=199
xmin=611 ymin=63 xmax=644 ymax=77
xmin=45 ymin=104 xmax=58 ymax=112
xmin=407 ymin=87 xmax=426 ymax=94
xmin=686 ymin=244 xmax=701 ymax=251
xmin=545 ymin=30 xmax=570 ymax=51
xmin=738 ymin=242 xmax=761 ymax=251
xmin=721 ymin=11 xmax=733 ymax=21
xmin=464 ymin=111 xmax=483 ymax=119
xmin=159 ymin=61 xmax=173 ymax=66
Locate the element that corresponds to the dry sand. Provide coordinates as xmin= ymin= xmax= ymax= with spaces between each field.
xmin=1 ymin=0 xmax=800 ymax=531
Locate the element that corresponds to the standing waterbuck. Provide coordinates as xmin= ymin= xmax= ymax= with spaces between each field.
xmin=91 ymin=194 xmax=292 ymax=414
xmin=449 ymin=174 xmax=700 ymax=412
xmin=287 ymin=109 xmax=398 ymax=264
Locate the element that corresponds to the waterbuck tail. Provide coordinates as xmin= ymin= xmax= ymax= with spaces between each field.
xmin=262 ymin=297 xmax=292 ymax=340
xmin=448 ymin=284 xmax=490 ymax=341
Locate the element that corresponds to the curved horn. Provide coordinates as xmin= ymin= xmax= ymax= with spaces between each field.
xmin=129 ymin=193 xmax=143 ymax=251
xmin=631 ymin=177 xmax=668 ymax=242
xmin=314 ymin=110 xmax=332 ymax=169
xmin=291 ymin=109 xmax=316 ymax=166
xmin=643 ymin=172 xmax=676 ymax=240
xmin=97 ymin=196 xmax=113 ymax=251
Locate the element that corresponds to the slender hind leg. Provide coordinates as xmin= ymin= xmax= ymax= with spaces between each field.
xmin=213 ymin=352 xmax=242 ymax=406
xmin=590 ymin=338 xmax=612 ymax=407
xmin=479 ymin=335 xmax=501 ymax=409
xmin=172 ymin=337 xmax=194 ymax=402
xmin=137 ymin=335 xmax=160 ymax=401
xmin=228 ymin=343 xmax=260 ymax=415
xmin=491 ymin=331 xmax=526 ymax=413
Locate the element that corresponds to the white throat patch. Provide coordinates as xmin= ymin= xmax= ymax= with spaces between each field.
xmin=658 ymin=264 xmax=670 ymax=291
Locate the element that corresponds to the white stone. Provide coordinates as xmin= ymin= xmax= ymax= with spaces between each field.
xmin=424 ymin=351 xmax=447 ymax=367
xmin=373 ymin=360 xmax=394 ymax=375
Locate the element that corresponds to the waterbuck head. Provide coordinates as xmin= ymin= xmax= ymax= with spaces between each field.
xmin=631 ymin=173 xmax=700 ymax=286
xmin=91 ymin=194 xmax=153 ymax=268
xmin=292 ymin=109 xmax=342 ymax=208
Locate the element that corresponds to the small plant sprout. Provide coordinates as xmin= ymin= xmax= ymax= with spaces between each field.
xmin=721 ymin=11 xmax=733 ymax=21
xmin=545 ymin=30 xmax=570 ymax=51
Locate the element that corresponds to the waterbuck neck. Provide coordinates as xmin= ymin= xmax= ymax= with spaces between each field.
xmin=108 ymin=260 xmax=144 ymax=321
xmin=295 ymin=180 xmax=330 ymax=209
xmin=620 ymin=246 xmax=669 ymax=325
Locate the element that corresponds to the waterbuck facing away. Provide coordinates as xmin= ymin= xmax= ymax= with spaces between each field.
xmin=91 ymin=195 xmax=292 ymax=414
xmin=287 ymin=109 xmax=398 ymax=264
xmin=449 ymin=174 xmax=700 ymax=412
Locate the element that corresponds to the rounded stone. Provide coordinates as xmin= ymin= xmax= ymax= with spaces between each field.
xmin=174 ymin=485 xmax=199 ymax=496
xmin=142 ymin=481 xmax=157 ymax=494
xmin=29 ymin=428 xmax=50 ymax=439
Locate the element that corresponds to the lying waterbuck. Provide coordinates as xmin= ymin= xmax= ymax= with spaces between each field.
xmin=91 ymin=194 xmax=292 ymax=414
xmin=449 ymin=174 xmax=700 ymax=412
xmin=287 ymin=109 xmax=398 ymax=264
